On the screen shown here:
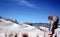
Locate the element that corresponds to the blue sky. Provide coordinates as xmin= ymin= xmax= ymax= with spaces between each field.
xmin=0 ymin=0 xmax=60 ymax=23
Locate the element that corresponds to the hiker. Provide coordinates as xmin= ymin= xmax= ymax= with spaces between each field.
xmin=48 ymin=16 xmax=59 ymax=37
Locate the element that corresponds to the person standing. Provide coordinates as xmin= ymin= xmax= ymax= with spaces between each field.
xmin=48 ymin=16 xmax=59 ymax=37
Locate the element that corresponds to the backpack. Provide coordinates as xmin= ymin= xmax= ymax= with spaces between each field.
xmin=54 ymin=16 xmax=59 ymax=29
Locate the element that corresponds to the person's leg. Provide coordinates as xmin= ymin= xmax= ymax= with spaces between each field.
xmin=53 ymin=33 xmax=57 ymax=37
xmin=55 ymin=34 xmax=57 ymax=37
xmin=48 ymin=28 xmax=55 ymax=37
xmin=48 ymin=25 xmax=54 ymax=37
xmin=53 ymin=32 xmax=57 ymax=37
xmin=48 ymin=34 xmax=52 ymax=37
xmin=48 ymin=31 xmax=53 ymax=37
xmin=52 ymin=29 xmax=57 ymax=37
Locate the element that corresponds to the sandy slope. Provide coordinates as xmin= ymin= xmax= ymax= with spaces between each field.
xmin=0 ymin=18 xmax=60 ymax=37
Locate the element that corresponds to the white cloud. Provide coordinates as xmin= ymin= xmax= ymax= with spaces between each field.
xmin=17 ymin=0 xmax=35 ymax=7
xmin=8 ymin=0 xmax=36 ymax=7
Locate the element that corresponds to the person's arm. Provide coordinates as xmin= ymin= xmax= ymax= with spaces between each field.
xmin=48 ymin=21 xmax=54 ymax=35
xmin=50 ymin=21 xmax=54 ymax=31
